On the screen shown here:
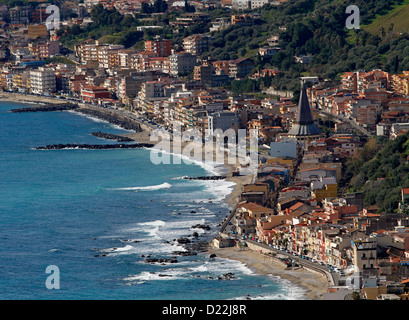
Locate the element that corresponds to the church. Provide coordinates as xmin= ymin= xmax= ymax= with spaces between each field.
xmin=287 ymin=81 xmax=322 ymax=146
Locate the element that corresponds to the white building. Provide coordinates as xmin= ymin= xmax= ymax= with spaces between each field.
xmin=232 ymin=0 xmax=275 ymax=9
xmin=29 ymin=68 xmax=56 ymax=94
xmin=270 ymin=140 xmax=297 ymax=158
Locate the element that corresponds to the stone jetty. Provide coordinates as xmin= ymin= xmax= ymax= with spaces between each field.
xmin=10 ymin=102 xmax=142 ymax=133
xmin=91 ymin=131 xmax=134 ymax=142
xmin=35 ymin=143 xmax=154 ymax=150
xmin=76 ymin=107 xmax=142 ymax=132
xmin=10 ymin=103 xmax=78 ymax=113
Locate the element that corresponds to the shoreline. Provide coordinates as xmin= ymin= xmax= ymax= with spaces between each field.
xmin=207 ymin=246 xmax=328 ymax=300
xmin=0 ymin=92 xmax=327 ymax=300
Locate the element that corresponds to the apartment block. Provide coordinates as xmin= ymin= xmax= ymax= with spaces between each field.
xmin=183 ymin=34 xmax=210 ymax=56
xmin=145 ymin=37 xmax=171 ymax=57
xmin=29 ymin=67 xmax=56 ymax=94
xmin=169 ymin=52 xmax=197 ymax=76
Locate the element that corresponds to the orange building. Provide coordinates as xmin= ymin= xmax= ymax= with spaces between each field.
xmin=81 ymin=85 xmax=110 ymax=102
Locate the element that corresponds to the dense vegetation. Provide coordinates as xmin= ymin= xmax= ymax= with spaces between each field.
xmin=341 ymin=134 xmax=409 ymax=213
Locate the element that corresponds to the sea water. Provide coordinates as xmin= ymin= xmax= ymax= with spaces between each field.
xmin=0 ymin=101 xmax=305 ymax=300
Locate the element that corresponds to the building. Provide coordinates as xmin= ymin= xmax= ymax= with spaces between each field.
xmin=81 ymin=85 xmax=110 ymax=102
xmin=169 ymin=52 xmax=197 ymax=76
xmin=183 ymin=34 xmax=210 ymax=56
xmin=232 ymin=0 xmax=274 ymax=9
xmin=270 ymin=140 xmax=298 ymax=158
xmin=208 ymin=111 xmax=240 ymax=134
xmin=287 ymin=81 xmax=322 ymax=145
xmin=8 ymin=6 xmax=30 ymax=24
xmin=311 ymin=177 xmax=337 ymax=202
xmin=139 ymin=81 xmax=166 ymax=99
xmin=193 ymin=61 xmax=214 ymax=84
xmin=29 ymin=68 xmax=56 ymax=94
xmin=36 ymin=41 xmax=60 ymax=59
xmin=145 ymin=37 xmax=172 ymax=57
xmin=229 ymin=58 xmax=255 ymax=79
xmin=97 ymin=44 xmax=124 ymax=69
xmin=391 ymin=72 xmax=409 ymax=96
xmin=209 ymin=18 xmax=231 ymax=32
xmin=27 ymin=24 xmax=48 ymax=39
xmin=352 ymin=239 xmax=377 ymax=272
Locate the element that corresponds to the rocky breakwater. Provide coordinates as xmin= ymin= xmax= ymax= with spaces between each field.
xmin=10 ymin=102 xmax=143 ymax=133
xmin=10 ymin=103 xmax=79 ymax=113
xmin=91 ymin=131 xmax=135 ymax=142
xmin=35 ymin=143 xmax=154 ymax=150
xmin=76 ymin=106 xmax=142 ymax=132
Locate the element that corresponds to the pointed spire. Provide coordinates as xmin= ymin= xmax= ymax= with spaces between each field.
xmin=287 ymin=80 xmax=321 ymax=137
xmin=296 ymin=81 xmax=314 ymax=125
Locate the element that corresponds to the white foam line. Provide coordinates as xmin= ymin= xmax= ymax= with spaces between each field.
xmin=66 ymin=110 xmax=134 ymax=132
xmin=106 ymin=182 xmax=172 ymax=191
xmin=149 ymin=145 xmax=227 ymax=176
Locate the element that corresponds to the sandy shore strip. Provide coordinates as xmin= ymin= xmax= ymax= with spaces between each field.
xmin=207 ymin=246 xmax=328 ymax=300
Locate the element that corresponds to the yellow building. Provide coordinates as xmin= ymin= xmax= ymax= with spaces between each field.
xmin=267 ymin=157 xmax=295 ymax=169
xmin=311 ymin=183 xmax=337 ymax=202
xmin=27 ymin=24 xmax=48 ymax=39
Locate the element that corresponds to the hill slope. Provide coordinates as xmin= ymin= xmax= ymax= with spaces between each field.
xmin=363 ymin=0 xmax=409 ymax=35
xmin=343 ymin=134 xmax=409 ymax=213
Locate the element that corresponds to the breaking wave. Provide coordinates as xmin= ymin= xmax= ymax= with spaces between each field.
xmin=107 ymin=182 xmax=172 ymax=191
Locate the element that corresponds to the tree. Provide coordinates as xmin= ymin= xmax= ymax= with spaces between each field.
xmin=184 ymin=0 xmax=195 ymax=12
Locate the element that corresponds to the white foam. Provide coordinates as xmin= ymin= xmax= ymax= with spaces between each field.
xmin=149 ymin=145 xmax=227 ymax=177
xmin=67 ymin=110 xmax=134 ymax=132
xmin=195 ymin=179 xmax=236 ymax=202
xmin=107 ymin=182 xmax=171 ymax=192
xmin=108 ymin=218 xmax=215 ymax=256
xmin=101 ymin=244 xmax=134 ymax=253
xmin=123 ymin=271 xmax=183 ymax=283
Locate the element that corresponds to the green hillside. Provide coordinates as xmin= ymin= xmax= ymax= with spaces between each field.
xmin=342 ymin=134 xmax=409 ymax=213
xmin=363 ymin=0 xmax=409 ymax=35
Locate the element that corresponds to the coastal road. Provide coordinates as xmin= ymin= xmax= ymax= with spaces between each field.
xmin=242 ymin=239 xmax=337 ymax=286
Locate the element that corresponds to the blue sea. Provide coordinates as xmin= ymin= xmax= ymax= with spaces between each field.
xmin=0 ymin=101 xmax=305 ymax=300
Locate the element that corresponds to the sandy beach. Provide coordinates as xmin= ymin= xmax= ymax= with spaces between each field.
xmin=1 ymin=92 xmax=328 ymax=300
xmin=207 ymin=246 xmax=329 ymax=300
